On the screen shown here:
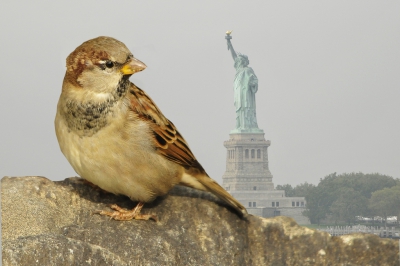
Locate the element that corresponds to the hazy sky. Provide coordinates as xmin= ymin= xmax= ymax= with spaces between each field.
xmin=1 ymin=1 xmax=399 ymax=186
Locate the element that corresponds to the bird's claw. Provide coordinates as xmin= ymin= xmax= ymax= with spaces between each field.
xmin=93 ymin=202 xmax=157 ymax=221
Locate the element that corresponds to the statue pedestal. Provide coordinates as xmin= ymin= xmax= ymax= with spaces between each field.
xmin=222 ymin=131 xmax=273 ymax=193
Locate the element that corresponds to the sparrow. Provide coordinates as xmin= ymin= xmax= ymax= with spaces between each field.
xmin=55 ymin=36 xmax=247 ymax=221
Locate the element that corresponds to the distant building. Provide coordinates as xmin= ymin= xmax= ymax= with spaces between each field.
xmin=222 ymin=132 xmax=310 ymax=224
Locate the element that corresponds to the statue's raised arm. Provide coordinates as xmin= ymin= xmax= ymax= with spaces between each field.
xmin=225 ymin=31 xmax=237 ymax=61
xmin=224 ymin=31 xmax=262 ymax=133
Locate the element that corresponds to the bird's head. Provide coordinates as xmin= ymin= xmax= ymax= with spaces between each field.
xmin=63 ymin=36 xmax=146 ymax=100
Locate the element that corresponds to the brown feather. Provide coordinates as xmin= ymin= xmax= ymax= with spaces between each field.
xmin=128 ymin=84 xmax=201 ymax=169
xmin=189 ymin=173 xmax=248 ymax=215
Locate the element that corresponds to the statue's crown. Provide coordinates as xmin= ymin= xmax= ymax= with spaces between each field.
xmin=237 ymin=52 xmax=248 ymax=60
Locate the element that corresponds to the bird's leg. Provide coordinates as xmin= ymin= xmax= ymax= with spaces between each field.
xmin=94 ymin=202 xmax=157 ymax=221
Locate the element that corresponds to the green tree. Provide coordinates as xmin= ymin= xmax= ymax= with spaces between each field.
xmin=303 ymin=173 xmax=342 ymax=224
xmin=330 ymin=188 xmax=367 ymax=225
xmin=275 ymin=184 xmax=294 ymax=197
xmin=293 ymin=182 xmax=315 ymax=197
xmin=369 ymin=185 xmax=400 ymax=226
xmin=303 ymin=186 xmax=326 ymax=224
xmin=302 ymin=172 xmax=398 ymax=224
xmin=276 ymin=182 xmax=316 ymax=197
xmin=349 ymin=172 xmax=398 ymax=198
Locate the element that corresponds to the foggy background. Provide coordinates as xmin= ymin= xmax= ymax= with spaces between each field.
xmin=1 ymin=1 xmax=399 ymax=186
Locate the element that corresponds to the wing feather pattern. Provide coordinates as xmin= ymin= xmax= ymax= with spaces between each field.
xmin=128 ymin=84 xmax=204 ymax=171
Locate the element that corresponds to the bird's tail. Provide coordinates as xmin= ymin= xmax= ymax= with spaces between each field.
xmin=179 ymin=171 xmax=247 ymax=216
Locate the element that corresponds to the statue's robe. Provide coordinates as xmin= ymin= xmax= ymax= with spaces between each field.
xmin=233 ymin=66 xmax=259 ymax=129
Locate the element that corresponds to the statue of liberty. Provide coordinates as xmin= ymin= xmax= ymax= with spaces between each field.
xmin=225 ymin=31 xmax=261 ymax=132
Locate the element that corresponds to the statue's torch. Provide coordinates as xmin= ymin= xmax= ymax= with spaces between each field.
xmin=225 ymin=30 xmax=232 ymax=50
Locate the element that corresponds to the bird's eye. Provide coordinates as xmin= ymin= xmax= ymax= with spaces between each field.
xmin=105 ymin=61 xmax=114 ymax=68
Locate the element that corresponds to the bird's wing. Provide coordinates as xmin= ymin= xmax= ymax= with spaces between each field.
xmin=128 ymin=83 xmax=204 ymax=170
xmin=128 ymin=83 xmax=247 ymax=216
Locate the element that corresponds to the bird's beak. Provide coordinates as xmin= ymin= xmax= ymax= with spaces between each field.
xmin=120 ymin=58 xmax=147 ymax=75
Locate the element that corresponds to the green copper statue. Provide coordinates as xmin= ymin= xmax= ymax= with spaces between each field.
xmin=225 ymin=31 xmax=262 ymax=133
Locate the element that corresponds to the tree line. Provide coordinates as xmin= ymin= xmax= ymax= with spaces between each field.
xmin=276 ymin=172 xmax=400 ymax=225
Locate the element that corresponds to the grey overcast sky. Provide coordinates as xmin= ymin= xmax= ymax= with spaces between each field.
xmin=1 ymin=1 xmax=399 ymax=186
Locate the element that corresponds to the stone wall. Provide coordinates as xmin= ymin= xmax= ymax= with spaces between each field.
xmin=3 ymin=176 xmax=398 ymax=265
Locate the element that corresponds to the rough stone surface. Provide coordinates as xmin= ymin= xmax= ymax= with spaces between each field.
xmin=2 ymin=176 xmax=399 ymax=266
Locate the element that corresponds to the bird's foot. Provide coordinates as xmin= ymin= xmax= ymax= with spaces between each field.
xmin=94 ymin=202 xmax=157 ymax=221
